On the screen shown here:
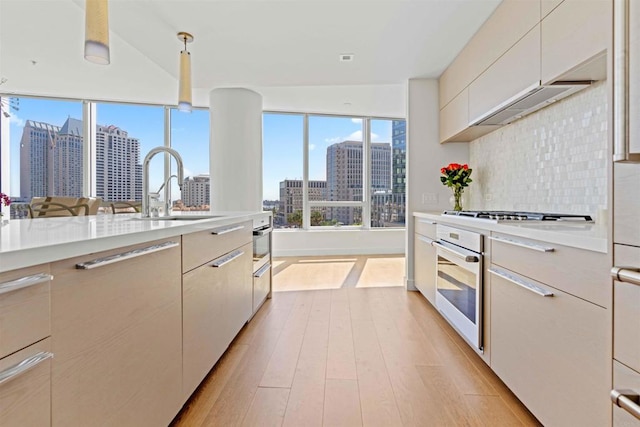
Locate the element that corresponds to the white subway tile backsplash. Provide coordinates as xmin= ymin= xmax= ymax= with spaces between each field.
xmin=468 ymin=81 xmax=608 ymax=215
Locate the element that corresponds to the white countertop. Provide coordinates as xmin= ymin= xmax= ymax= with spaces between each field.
xmin=0 ymin=211 xmax=270 ymax=273
xmin=413 ymin=211 xmax=608 ymax=253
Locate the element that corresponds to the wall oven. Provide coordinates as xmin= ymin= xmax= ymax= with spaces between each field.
xmin=252 ymin=218 xmax=272 ymax=315
xmin=253 ymin=223 xmax=272 ymax=273
xmin=434 ymin=224 xmax=483 ymax=351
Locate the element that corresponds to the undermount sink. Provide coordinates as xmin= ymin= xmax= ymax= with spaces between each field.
xmin=130 ymin=215 xmax=223 ymax=221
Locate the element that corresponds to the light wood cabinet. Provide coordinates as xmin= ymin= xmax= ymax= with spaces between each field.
xmin=468 ymin=25 xmax=541 ymax=125
xmin=490 ymin=269 xmax=609 ymax=426
xmin=253 ymin=263 xmax=272 ymax=314
xmin=439 ymin=0 xmax=540 ymax=109
xmin=541 ymin=0 xmax=609 ymax=84
xmin=541 ymin=0 xmax=563 ymax=18
xmin=613 ymin=361 xmax=640 ymax=426
xmin=614 ymin=163 xmax=640 ymax=247
xmin=183 ymin=241 xmax=253 ymax=399
xmin=182 ymin=220 xmax=252 ymax=273
xmin=491 ymin=232 xmax=610 ymax=308
xmin=613 ymin=244 xmax=640 ymax=372
xmin=0 ymin=264 xmax=51 ymax=359
xmin=0 ymin=338 xmax=52 ymax=427
xmin=51 ymin=237 xmax=183 ymax=427
xmin=439 ymin=89 xmax=468 ymax=142
xmin=413 ymin=218 xmax=437 ymax=305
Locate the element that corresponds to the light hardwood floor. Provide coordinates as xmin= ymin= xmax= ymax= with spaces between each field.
xmin=171 ymin=286 xmax=541 ymax=426
xmin=272 ymin=255 xmax=406 ymax=292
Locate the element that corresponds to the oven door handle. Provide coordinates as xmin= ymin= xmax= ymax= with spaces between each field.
xmin=433 ymin=241 xmax=479 ymax=263
xmin=253 ymin=227 xmax=273 ymax=236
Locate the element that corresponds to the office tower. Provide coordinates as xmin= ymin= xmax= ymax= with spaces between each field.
xmin=182 ymin=174 xmax=210 ymax=207
xmin=326 ymin=140 xmax=391 ymax=225
xmin=54 ymin=118 xmax=84 ymax=197
xmin=392 ymin=120 xmax=407 ymax=224
xmin=278 ymin=179 xmax=326 ymax=226
xmin=20 ymin=120 xmax=61 ymax=200
xmin=95 ymin=124 xmax=143 ymax=201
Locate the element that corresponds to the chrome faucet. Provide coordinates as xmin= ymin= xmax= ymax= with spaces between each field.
xmin=142 ymin=147 xmax=184 ymax=218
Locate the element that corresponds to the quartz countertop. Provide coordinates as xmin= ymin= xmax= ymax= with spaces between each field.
xmin=413 ymin=211 xmax=608 ymax=253
xmin=0 ymin=211 xmax=270 ymax=273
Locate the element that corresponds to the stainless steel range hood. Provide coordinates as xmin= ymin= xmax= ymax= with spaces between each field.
xmin=470 ymin=81 xmax=592 ymax=126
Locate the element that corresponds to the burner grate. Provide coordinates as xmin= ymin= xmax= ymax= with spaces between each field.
xmin=442 ymin=210 xmax=592 ymax=221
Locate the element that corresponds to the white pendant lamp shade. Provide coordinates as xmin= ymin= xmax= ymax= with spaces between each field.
xmin=177 ymin=32 xmax=194 ymax=112
xmin=84 ymin=0 xmax=110 ymax=65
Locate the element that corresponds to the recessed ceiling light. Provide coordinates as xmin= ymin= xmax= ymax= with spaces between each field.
xmin=339 ymin=53 xmax=354 ymax=62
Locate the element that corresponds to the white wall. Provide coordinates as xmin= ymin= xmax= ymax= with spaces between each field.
xmin=406 ymin=79 xmax=469 ymax=289
xmin=273 ymin=228 xmax=405 ymax=257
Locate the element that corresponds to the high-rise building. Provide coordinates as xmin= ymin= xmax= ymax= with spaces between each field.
xmin=326 ymin=140 xmax=391 ymax=225
xmin=20 ymin=119 xmax=143 ymax=202
xmin=278 ymin=179 xmax=326 ymax=226
xmin=182 ymin=174 xmax=210 ymax=207
xmin=95 ymin=124 xmax=142 ymax=202
xmin=391 ymin=120 xmax=407 ymax=224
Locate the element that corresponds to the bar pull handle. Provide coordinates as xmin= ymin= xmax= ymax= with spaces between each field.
xmin=211 ymin=249 xmax=244 ymax=268
xmin=253 ymin=227 xmax=273 ymax=236
xmin=0 ymin=351 xmax=54 ymax=386
xmin=0 ymin=273 xmax=53 ymax=296
xmin=489 ymin=235 xmax=555 ymax=252
xmin=612 ymin=267 xmax=640 ymax=286
xmin=489 ymin=267 xmax=554 ymax=297
xmin=417 ymin=219 xmax=437 ymax=225
xmin=611 ymin=389 xmax=640 ymax=420
xmin=76 ymin=241 xmax=179 ymax=269
xmin=254 ymin=263 xmax=271 ymax=278
xmin=417 ymin=235 xmax=435 ymax=246
xmin=211 ymin=225 xmax=245 ymax=235
xmin=433 ymin=241 xmax=478 ymax=263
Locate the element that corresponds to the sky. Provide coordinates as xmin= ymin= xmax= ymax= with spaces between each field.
xmin=7 ymin=97 xmax=394 ymax=201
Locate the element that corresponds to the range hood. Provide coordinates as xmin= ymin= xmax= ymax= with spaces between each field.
xmin=470 ymin=81 xmax=592 ymax=126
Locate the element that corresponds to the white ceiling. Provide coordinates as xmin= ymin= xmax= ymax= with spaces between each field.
xmin=0 ymin=0 xmax=500 ymax=112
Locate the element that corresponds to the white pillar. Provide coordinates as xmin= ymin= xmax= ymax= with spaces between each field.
xmin=209 ymin=88 xmax=263 ymax=212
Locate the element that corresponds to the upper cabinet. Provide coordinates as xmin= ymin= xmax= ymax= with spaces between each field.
xmin=438 ymin=0 xmax=610 ymax=143
xmin=541 ymin=0 xmax=610 ymax=84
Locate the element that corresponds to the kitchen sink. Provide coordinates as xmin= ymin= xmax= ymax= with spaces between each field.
xmin=130 ymin=215 xmax=224 ymax=221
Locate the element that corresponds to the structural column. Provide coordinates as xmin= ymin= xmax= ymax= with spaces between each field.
xmin=209 ymin=88 xmax=263 ymax=211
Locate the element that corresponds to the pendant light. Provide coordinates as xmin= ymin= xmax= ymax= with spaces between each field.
xmin=177 ymin=32 xmax=194 ymax=112
xmin=84 ymin=0 xmax=110 ymax=65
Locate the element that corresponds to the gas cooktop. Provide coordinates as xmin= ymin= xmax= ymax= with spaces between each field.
xmin=442 ymin=210 xmax=593 ymax=221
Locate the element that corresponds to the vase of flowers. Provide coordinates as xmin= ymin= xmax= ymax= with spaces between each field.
xmin=440 ymin=163 xmax=472 ymax=211
xmin=1 ymin=192 xmax=11 ymax=223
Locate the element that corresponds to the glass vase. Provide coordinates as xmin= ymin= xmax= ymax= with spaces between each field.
xmin=452 ymin=188 xmax=464 ymax=211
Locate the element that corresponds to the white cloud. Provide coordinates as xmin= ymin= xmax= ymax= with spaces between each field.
xmin=309 ymin=144 xmax=316 ymax=151
xmin=324 ymin=136 xmax=342 ymax=144
xmin=351 ymin=118 xmax=362 ymax=124
xmin=9 ymin=113 xmax=25 ymax=127
xmin=346 ymin=130 xmax=363 ymax=141
xmin=371 ymin=132 xmax=380 ymax=141
xmin=324 ymin=130 xmax=380 ymax=144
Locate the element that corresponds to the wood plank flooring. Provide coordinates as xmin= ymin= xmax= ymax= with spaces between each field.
xmin=171 ymin=286 xmax=541 ymax=427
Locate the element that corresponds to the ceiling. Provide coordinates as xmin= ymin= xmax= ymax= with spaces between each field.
xmin=0 ymin=0 xmax=501 ymax=111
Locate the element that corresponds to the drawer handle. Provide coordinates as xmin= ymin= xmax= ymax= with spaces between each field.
xmin=433 ymin=241 xmax=478 ymax=263
xmin=0 ymin=351 xmax=54 ymax=386
xmin=611 ymin=389 xmax=640 ymax=420
xmin=254 ymin=263 xmax=271 ymax=278
xmin=211 ymin=249 xmax=244 ymax=268
xmin=489 ymin=267 xmax=554 ymax=297
xmin=612 ymin=267 xmax=640 ymax=286
xmin=0 ymin=273 xmax=53 ymax=296
xmin=253 ymin=227 xmax=273 ymax=236
xmin=418 ymin=219 xmax=437 ymax=225
xmin=75 ymin=241 xmax=179 ymax=270
xmin=417 ymin=235 xmax=435 ymax=246
xmin=211 ymin=225 xmax=245 ymax=235
xmin=489 ymin=235 xmax=555 ymax=252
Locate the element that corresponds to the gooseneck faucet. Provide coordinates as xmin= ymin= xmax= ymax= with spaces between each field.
xmin=142 ymin=147 xmax=184 ymax=218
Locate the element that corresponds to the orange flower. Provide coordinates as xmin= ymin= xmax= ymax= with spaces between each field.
xmin=463 ymin=164 xmax=468 ymax=170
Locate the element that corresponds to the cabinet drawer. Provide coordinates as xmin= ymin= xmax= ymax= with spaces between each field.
xmin=182 ymin=220 xmax=252 ymax=273
xmin=414 ymin=217 xmax=437 ymax=239
xmin=414 ymin=232 xmax=437 ymax=305
xmin=0 ymin=338 xmax=52 ymax=427
xmin=490 ymin=232 xmax=609 ymax=307
xmin=614 ymin=244 xmax=640 ymax=372
xmin=613 ymin=361 xmax=640 ymax=426
xmin=491 ymin=269 xmax=609 ymax=426
xmin=253 ymin=263 xmax=271 ymax=313
xmin=0 ymin=264 xmax=51 ymax=359
xmin=614 ymin=163 xmax=640 ymax=247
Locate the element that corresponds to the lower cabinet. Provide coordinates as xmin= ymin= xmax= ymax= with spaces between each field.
xmin=183 ymin=242 xmax=253 ymax=399
xmin=491 ymin=269 xmax=609 ymax=426
xmin=0 ymin=338 xmax=52 ymax=427
xmin=50 ymin=238 xmax=183 ymax=427
xmin=253 ymin=263 xmax=271 ymax=314
xmin=414 ymin=218 xmax=437 ymax=305
xmin=613 ymin=361 xmax=640 ymax=426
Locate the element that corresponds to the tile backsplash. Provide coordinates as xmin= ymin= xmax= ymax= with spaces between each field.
xmin=468 ymin=81 xmax=607 ymax=215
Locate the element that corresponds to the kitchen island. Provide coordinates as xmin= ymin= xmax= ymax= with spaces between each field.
xmin=0 ymin=211 xmax=270 ymax=427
